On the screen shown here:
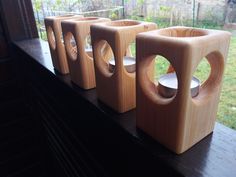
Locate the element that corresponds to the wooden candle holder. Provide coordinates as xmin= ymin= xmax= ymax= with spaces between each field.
xmin=91 ymin=20 xmax=157 ymax=113
xmin=136 ymin=26 xmax=231 ymax=154
xmin=45 ymin=15 xmax=82 ymax=74
xmin=61 ymin=17 xmax=110 ymax=89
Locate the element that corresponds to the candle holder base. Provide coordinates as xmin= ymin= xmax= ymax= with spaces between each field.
xmin=136 ymin=26 xmax=231 ymax=154
xmin=91 ymin=20 xmax=157 ymax=113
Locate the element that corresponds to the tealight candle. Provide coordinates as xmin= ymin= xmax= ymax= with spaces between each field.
xmin=158 ymin=73 xmax=200 ymax=98
xmin=108 ymin=56 xmax=136 ymax=73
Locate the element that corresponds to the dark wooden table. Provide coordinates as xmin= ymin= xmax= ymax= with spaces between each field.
xmin=13 ymin=38 xmax=236 ymax=177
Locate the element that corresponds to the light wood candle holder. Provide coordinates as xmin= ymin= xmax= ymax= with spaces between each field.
xmin=91 ymin=20 xmax=157 ymax=113
xmin=45 ymin=14 xmax=83 ymax=74
xmin=61 ymin=17 xmax=110 ymax=89
xmin=136 ymin=26 xmax=231 ymax=154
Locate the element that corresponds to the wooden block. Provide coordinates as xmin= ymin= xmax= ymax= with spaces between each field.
xmin=91 ymin=20 xmax=157 ymax=113
xmin=45 ymin=15 xmax=83 ymax=74
xmin=61 ymin=17 xmax=111 ymax=89
xmin=136 ymin=26 xmax=231 ymax=154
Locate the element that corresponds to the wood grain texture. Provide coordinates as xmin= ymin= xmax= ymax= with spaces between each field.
xmin=44 ymin=15 xmax=83 ymax=74
xmin=91 ymin=20 xmax=157 ymax=113
xmin=61 ymin=17 xmax=111 ymax=89
xmin=136 ymin=26 xmax=231 ymax=154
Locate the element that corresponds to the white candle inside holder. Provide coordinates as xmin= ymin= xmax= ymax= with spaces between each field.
xmin=157 ymin=73 xmax=200 ymax=98
xmin=108 ymin=56 xmax=136 ymax=73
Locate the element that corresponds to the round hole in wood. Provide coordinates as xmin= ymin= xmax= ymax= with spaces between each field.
xmin=75 ymin=17 xmax=99 ymax=21
xmin=109 ymin=56 xmax=136 ymax=73
xmin=47 ymin=26 xmax=56 ymax=49
xmin=95 ymin=40 xmax=114 ymax=74
xmin=106 ymin=20 xmax=140 ymax=27
xmin=154 ymin=56 xmax=178 ymax=98
xmin=139 ymin=54 xmax=176 ymax=105
xmin=84 ymin=34 xmax=93 ymax=58
xmin=54 ymin=14 xmax=75 ymax=18
xmin=193 ymin=57 xmax=211 ymax=87
xmin=60 ymin=32 xmax=64 ymax=44
xmin=192 ymin=51 xmax=224 ymax=100
xmin=153 ymin=56 xmax=200 ymax=98
xmin=157 ymin=28 xmax=208 ymax=38
xmin=108 ymin=41 xmax=136 ymax=73
xmin=65 ymin=32 xmax=77 ymax=61
xmin=126 ymin=42 xmax=136 ymax=57
xmin=123 ymin=41 xmax=136 ymax=73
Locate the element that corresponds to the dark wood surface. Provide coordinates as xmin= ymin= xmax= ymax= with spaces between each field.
xmin=0 ymin=2 xmax=48 ymax=176
xmin=0 ymin=98 xmax=47 ymax=177
xmin=0 ymin=19 xmax=8 ymax=58
xmin=14 ymin=38 xmax=236 ymax=177
xmin=0 ymin=68 xmax=49 ymax=177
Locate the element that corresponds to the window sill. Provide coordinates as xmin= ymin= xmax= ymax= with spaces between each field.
xmin=13 ymin=38 xmax=236 ymax=177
